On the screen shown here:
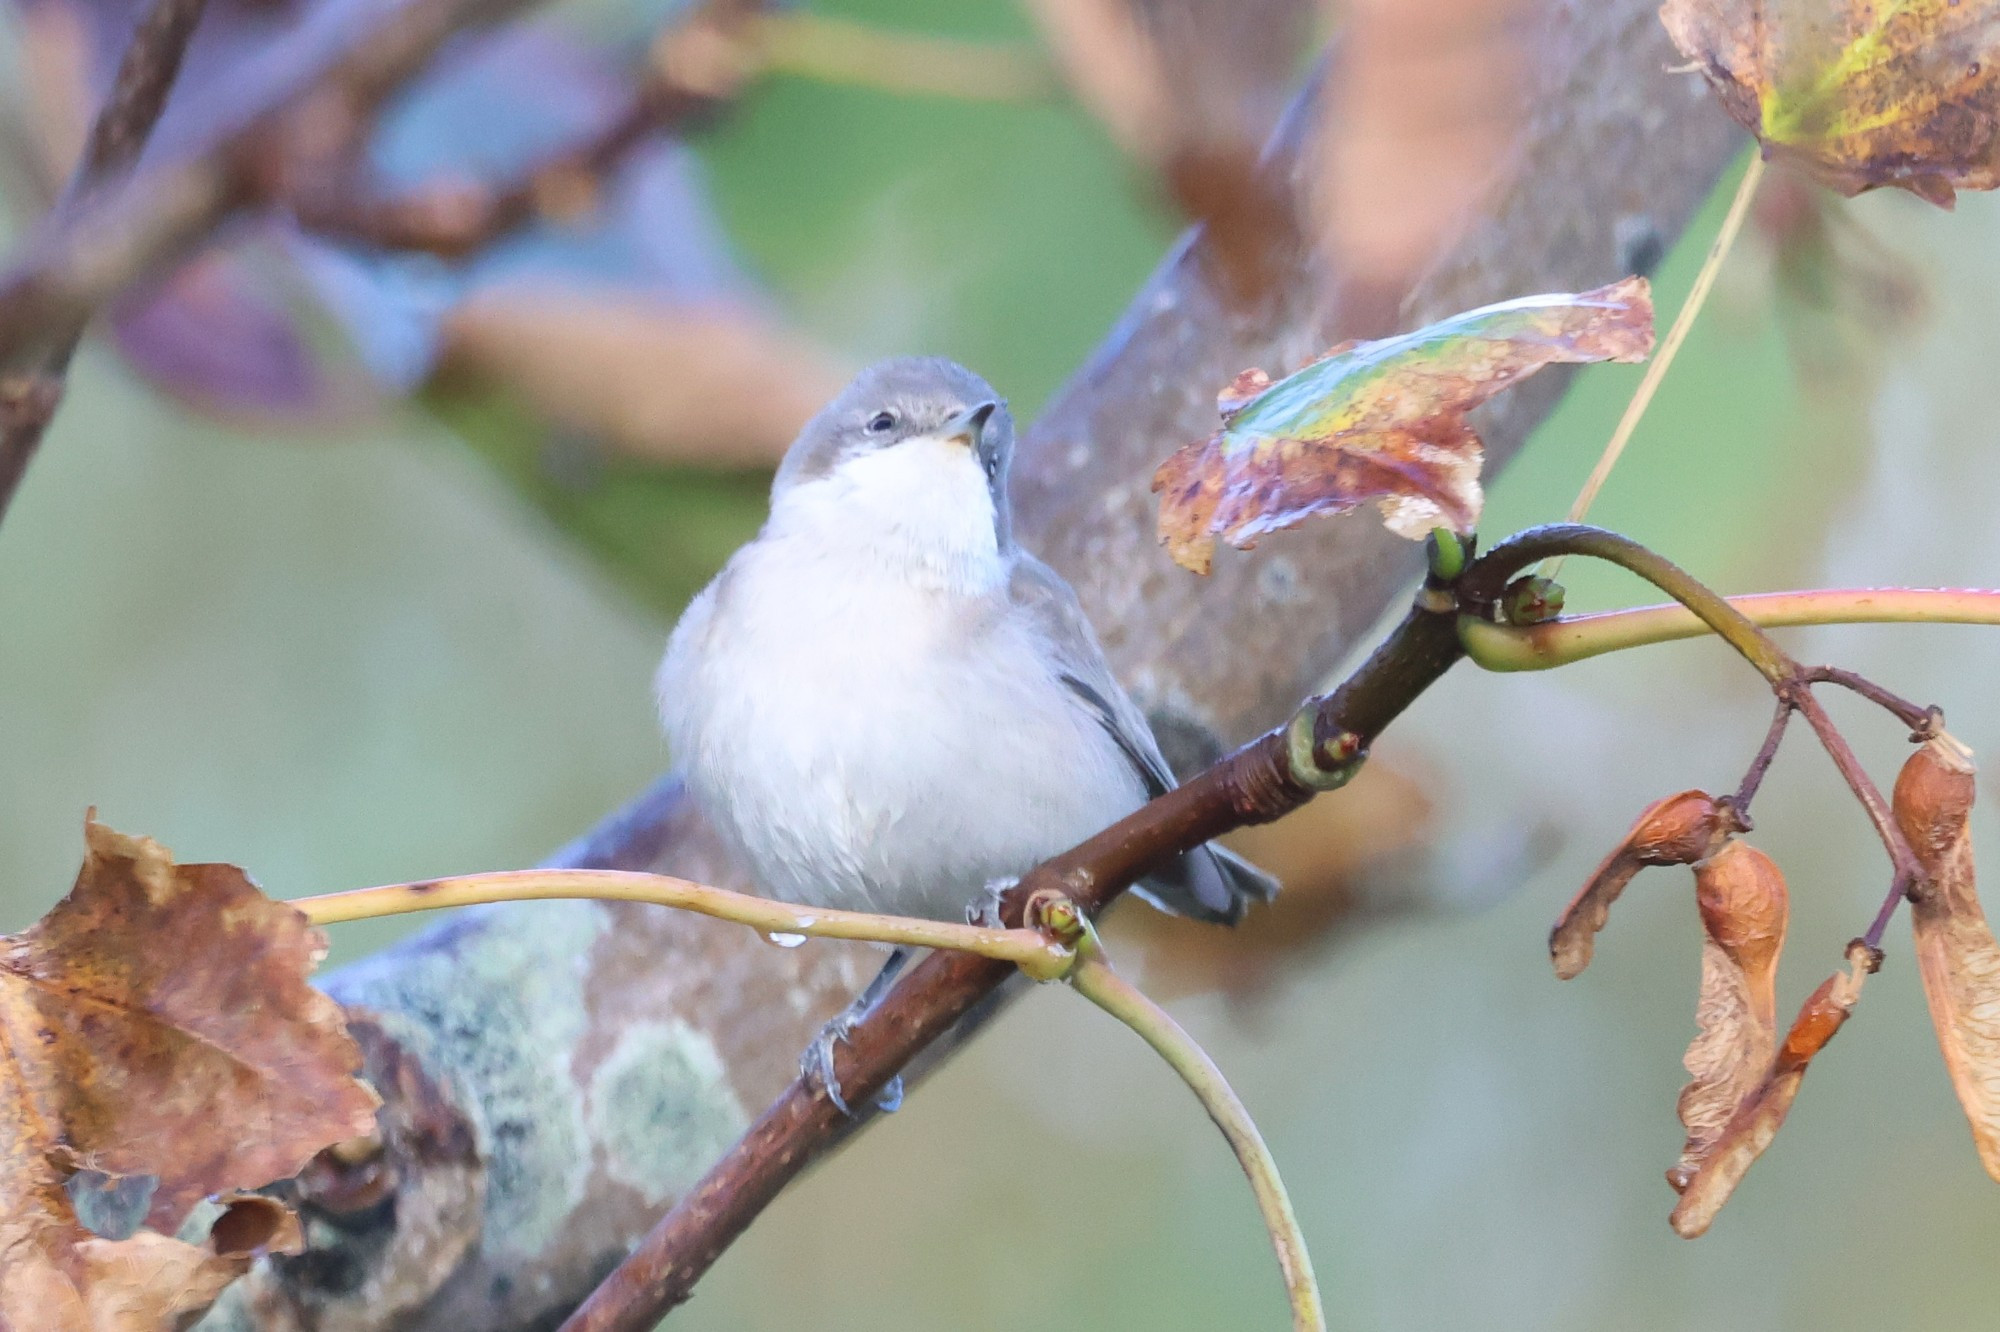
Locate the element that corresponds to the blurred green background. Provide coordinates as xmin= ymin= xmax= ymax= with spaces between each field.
xmin=6 ymin=0 xmax=2000 ymax=1327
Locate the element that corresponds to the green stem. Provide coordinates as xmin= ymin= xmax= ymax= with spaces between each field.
xmin=1463 ymin=524 xmax=1796 ymax=682
xmin=1069 ymin=952 xmax=1324 ymax=1332
xmin=1460 ymin=586 xmax=2000 ymax=672
xmin=292 ymin=869 xmax=1075 ymax=980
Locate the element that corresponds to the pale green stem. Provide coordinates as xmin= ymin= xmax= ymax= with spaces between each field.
xmin=1460 ymin=587 xmax=2000 ymax=673
xmin=292 ymin=870 xmax=1075 ymax=980
xmin=1069 ymin=953 xmax=1325 ymax=1332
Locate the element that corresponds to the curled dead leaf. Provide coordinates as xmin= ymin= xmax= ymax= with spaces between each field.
xmin=0 ymin=817 xmax=377 ymax=1329
xmin=2 ymin=1192 xmax=303 ymax=1332
xmin=1660 ymin=0 xmax=2000 ymax=206
xmin=1670 ymin=941 xmax=1873 ymax=1237
xmin=1669 ymin=839 xmax=1788 ymax=1191
xmin=1550 ymin=790 xmax=1726 ymax=979
xmin=1892 ymin=733 xmax=2000 ymax=1181
xmin=1153 ymin=278 xmax=1654 ymax=573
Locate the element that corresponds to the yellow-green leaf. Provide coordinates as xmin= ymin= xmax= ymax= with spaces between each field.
xmin=1661 ymin=0 xmax=2000 ymax=205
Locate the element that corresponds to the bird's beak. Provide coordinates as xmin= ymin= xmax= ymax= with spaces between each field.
xmin=941 ymin=401 xmax=998 ymax=452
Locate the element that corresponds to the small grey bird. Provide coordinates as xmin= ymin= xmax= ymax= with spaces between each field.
xmin=657 ymin=359 xmax=1276 ymax=1104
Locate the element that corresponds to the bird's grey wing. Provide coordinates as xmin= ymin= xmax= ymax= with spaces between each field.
xmin=1007 ymin=555 xmax=1279 ymax=923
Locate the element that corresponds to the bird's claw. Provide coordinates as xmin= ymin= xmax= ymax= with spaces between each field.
xmin=801 ymin=947 xmax=912 ymax=1119
xmin=965 ymin=876 xmax=1017 ymax=929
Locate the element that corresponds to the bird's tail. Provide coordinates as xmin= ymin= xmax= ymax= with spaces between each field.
xmin=1134 ymin=841 xmax=1280 ymax=925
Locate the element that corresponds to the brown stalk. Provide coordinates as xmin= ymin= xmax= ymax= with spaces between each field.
xmin=1469 ymin=525 xmax=1933 ymax=953
xmin=557 ymin=594 xmax=1467 ymax=1331
xmin=282 ymin=2 xmax=767 ymax=259
xmin=0 ymin=0 xmax=211 ymax=523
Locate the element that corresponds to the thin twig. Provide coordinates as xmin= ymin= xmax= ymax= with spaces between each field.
xmin=1732 ymin=696 xmax=1792 ymax=816
xmin=290 ymin=868 xmax=1076 ymax=978
xmin=285 ymin=84 xmax=722 ymax=259
xmin=556 ymin=590 xmax=1469 ymax=1332
xmin=1803 ymin=665 xmax=1936 ymax=733
xmin=1457 ymin=586 xmax=2000 ymax=671
xmin=1549 ymin=151 xmax=1765 ymax=570
xmin=0 ymin=0 xmax=211 ymax=522
xmin=1790 ymin=688 xmax=1924 ymax=950
xmin=1069 ymin=947 xmax=1324 ymax=1332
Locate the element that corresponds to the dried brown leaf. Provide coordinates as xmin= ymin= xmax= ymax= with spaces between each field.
xmin=0 ymin=817 xmax=375 ymax=1328
xmin=0 ymin=1192 xmax=302 ymax=1332
xmin=1670 ymin=942 xmax=1871 ymax=1237
xmin=1550 ymin=790 xmax=1726 ymax=979
xmin=1153 ymin=278 xmax=1654 ymax=573
xmin=1893 ymin=733 xmax=2000 ymax=1181
xmin=1660 ymin=0 xmax=2000 ymax=206
xmin=1669 ymin=839 xmax=1789 ymax=1190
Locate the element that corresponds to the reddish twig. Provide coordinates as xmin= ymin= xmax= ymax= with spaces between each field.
xmin=1470 ymin=524 xmax=1934 ymax=955
xmin=281 ymin=0 xmax=772 ymax=258
xmin=557 ymin=590 xmax=1467 ymax=1331
xmin=1730 ymin=695 xmax=1791 ymax=817
xmin=0 ymin=0 xmax=569 ymax=487
xmin=0 ymin=0 xmax=211 ymax=523
xmin=284 ymin=84 xmax=725 ymax=259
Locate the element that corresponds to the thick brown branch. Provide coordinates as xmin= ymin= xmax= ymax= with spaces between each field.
xmin=559 ymin=601 xmax=1465 ymax=1330
xmin=0 ymin=0 xmax=210 ymax=523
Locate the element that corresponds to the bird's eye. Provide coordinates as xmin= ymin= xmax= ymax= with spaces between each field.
xmin=866 ymin=411 xmax=897 ymax=434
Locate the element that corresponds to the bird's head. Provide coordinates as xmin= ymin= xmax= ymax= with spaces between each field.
xmin=770 ymin=358 xmax=1018 ymax=586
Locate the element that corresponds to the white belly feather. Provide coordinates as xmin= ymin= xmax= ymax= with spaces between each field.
xmin=657 ymin=451 xmax=1146 ymax=918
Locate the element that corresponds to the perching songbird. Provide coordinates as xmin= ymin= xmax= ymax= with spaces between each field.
xmin=656 ymin=358 xmax=1276 ymax=1102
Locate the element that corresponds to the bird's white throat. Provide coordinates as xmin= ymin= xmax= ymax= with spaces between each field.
xmin=766 ymin=435 xmax=1005 ymax=595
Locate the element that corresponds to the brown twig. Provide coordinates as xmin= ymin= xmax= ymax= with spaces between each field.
xmin=0 ymin=0 xmax=569 ymax=505
xmin=0 ymin=0 xmax=210 ymax=523
xmin=1730 ymin=695 xmax=1791 ymax=816
xmin=285 ymin=83 xmax=725 ymax=259
xmin=1470 ymin=525 xmax=1932 ymax=954
xmin=281 ymin=0 xmax=776 ymax=259
xmin=557 ymin=590 xmax=1466 ymax=1331
xmin=1803 ymin=664 xmax=1936 ymax=734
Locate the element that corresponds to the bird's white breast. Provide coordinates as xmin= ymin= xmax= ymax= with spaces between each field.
xmin=657 ymin=449 xmax=1145 ymax=918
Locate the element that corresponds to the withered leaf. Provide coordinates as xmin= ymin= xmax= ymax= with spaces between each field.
xmin=1670 ymin=839 xmax=1788 ymax=1191
xmin=1893 ymin=733 xmax=2000 ymax=1181
xmin=1660 ymin=0 xmax=2000 ymax=206
xmin=1152 ymin=277 xmax=1654 ymax=573
xmin=0 ymin=1192 xmax=302 ymax=1332
xmin=1550 ymin=790 xmax=1725 ymax=980
xmin=1670 ymin=941 xmax=1872 ymax=1237
xmin=0 ymin=816 xmax=377 ymax=1285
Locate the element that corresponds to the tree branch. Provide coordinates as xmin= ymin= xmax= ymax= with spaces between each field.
xmin=0 ymin=0 xmax=210 ymax=522
xmin=561 ymin=596 xmax=1465 ymax=1331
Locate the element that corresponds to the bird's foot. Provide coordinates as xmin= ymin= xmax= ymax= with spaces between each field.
xmin=801 ymin=947 xmax=910 ymax=1119
xmin=965 ymin=876 xmax=1018 ymax=929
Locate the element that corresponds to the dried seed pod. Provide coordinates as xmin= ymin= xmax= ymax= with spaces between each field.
xmin=1893 ymin=734 xmax=2000 ymax=1182
xmin=1669 ymin=839 xmax=1789 ymax=1191
xmin=1670 ymin=942 xmax=1871 ymax=1238
xmin=1551 ymin=790 xmax=1726 ymax=979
